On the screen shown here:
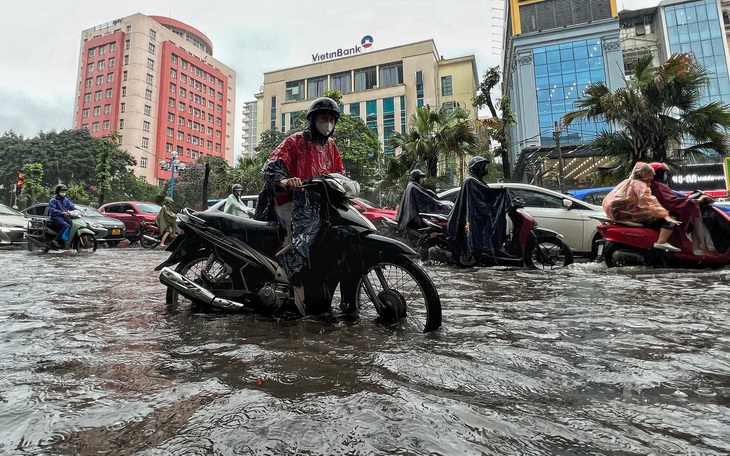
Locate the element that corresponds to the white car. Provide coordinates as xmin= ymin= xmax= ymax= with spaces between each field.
xmin=438 ymin=183 xmax=606 ymax=258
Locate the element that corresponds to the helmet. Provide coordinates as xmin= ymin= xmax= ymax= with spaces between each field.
xmin=410 ymin=169 xmax=426 ymax=181
xmin=648 ymin=162 xmax=670 ymax=183
xmin=306 ymin=97 xmax=341 ymax=121
xmin=232 ymin=184 xmax=243 ymax=192
xmin=55 ymin=184 xmax=68 ymax=194
xmin=468 ymin=156 xmax=489 ymax=170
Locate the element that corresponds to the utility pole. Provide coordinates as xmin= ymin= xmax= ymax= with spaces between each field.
xmin=553 ymin=121 xmax=565 ymax=193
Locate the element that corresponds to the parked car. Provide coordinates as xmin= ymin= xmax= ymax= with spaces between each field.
xmin=98 ymin=201 xmax=161 ymax=240
xmin=21 ymin=203 xmax=127 ymax=246
xmin=438 ymin=183 xmax=606 ymax=258
xmin=350 ymin=196 xmax=397 ymax=228
xmin=0 ymin=203 xmax=28 ymax=247
xmin=566 ymin=186 xmax=614 ymax=206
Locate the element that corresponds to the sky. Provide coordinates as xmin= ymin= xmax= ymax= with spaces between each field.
xmin=0 ymin=0 xmax=662 ymax=156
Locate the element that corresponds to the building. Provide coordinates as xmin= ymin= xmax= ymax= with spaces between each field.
xmin=73 ymin=13 xmax=237 ymax=185
xmin=241 ymin=100 xmax=258 ymax=157
xmin=253 ymin=39 xmax=478 ymax=161
xmin=502 ymin=0 xmax=622 ymax=188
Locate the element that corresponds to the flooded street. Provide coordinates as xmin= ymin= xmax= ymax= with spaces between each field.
xmin=1 ymin=246 xmax=729 ymax=455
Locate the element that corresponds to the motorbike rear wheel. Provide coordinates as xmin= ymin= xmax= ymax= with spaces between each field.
xmin=352 ymin=252 xmax=442 ymax=332
xmin=525 ymin=235 xmax=573 ymax=269
xmin=139 ymin=229 xmax=159 ymax=249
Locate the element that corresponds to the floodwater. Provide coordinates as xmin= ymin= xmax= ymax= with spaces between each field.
xmin=1 ymin=246 xmax=729 ymax=455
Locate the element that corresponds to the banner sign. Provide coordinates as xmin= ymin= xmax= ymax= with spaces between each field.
xmin=671 ymin=162 xmax=728 ymax=197
xmin=312 ymin=35 xmax=374 ymax=63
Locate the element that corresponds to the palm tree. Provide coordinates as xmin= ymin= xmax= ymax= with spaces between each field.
xmin=563 ymin=52 xmax=730 ymax=176
xmin=388 ymin=105 xmax=478 ymax=178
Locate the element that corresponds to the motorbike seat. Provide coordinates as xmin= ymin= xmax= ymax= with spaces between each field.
xmin=195 ymin=211 xmax=282 ymax=252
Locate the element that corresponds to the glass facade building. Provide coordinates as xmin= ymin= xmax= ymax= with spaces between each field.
xmin=533 ymin=38 xmax=611 ymax=145
xmin=664 ymin=0 xmax=730 ymax=104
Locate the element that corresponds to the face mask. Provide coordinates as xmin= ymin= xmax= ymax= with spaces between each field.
xmin=59 ymin=192 xmax=67 ymax=197
xmin=316 ymin=121 xmax=334 ymax=136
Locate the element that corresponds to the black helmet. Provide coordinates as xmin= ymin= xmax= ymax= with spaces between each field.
xmin=232 ymin=184 xmax=243 ymax=192
xmin=410 ymin=169 xmax=426 ymax=181
xmin=468 ymin=156 xmax=489 ymax=170
xmin=306 ymin=97 xmax=341 ymax=121
xmin=55 ymin=184 xmax=68 ymax=194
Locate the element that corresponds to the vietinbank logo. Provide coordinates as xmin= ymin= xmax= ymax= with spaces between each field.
xmin=312 ymin=35 xmax=374 ymax=62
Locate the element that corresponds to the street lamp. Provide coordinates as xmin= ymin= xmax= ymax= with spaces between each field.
xmin=159 ymin=151 xmax=185 ymax=198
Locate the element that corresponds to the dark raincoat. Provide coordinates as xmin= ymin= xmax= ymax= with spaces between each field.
xmin=48 ymin=195 xmax=75 ymax=226
xmin=650 ymin=180 xmax=700 ymax=251
xmin=445 ymin=175 xmax=512 ymax=260
xmin=395 ymin=181 xmax=452 ymax=231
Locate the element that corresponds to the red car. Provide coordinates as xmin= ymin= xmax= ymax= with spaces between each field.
xmin=98 ymin=201 xmax=161 ymax=239
xmin=350 ymin=197 xmax=396 ymax=231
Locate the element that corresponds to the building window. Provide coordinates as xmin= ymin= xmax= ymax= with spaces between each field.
xmin=92 ymin=122 xmax=100 ymax=132
xmin=103 ymin=120 xmax=110 ymax=130
xmin=178 ymin=116 xmax=184 ymax=126
xmin=141 ymin=137 xmax=149 ymax=148
xmin=85 ymin=78 xmax=92 ymax=88
xmin=169 ymin=82 xmax=176 ymax=92
xmin=108 ymin=57 xmax=115 ymax=68
xmin=166 ymin=127 xmax=173 ymax=137
xmin=307 ymin=76 xmax=327 ymax=99
xmin=271 ymin=96 xmax=277 ymax=129
xmin=178 ymin=131 xmax=184 ymax=140
xmin=149 ymin=29 xmax=156 ymax=39
xmin=350 ymin=102 xmax=360 ymax=120
xmin=120 ymin=102 xmax=125 ymax=112
xmin=148 ymin=43 xmax=155 ymax=54
xmin=93 ymin=106 xmax=101 ymax=116
xmin=84 ymin=93 xmax=91 ymax=102
xmin=119 ymin=118 xmax=124 ymax=129
xmin=99 ymin=45 xmax=106 ymax=55
xmin=104 ymin=104 xmax=111 ymax=114
xmin=87 ymin=63 xmax=94 ymax=72
xmin=441 ymin=75 xmax=453 ymax=96
xmin=124 ymin=55 xmax=129 ymax=65
xmin=107 ymin=73 xmax=114 ymax=83
xmin=98 ymin=60 xmax=105 ymax=70
xmin=82 ymin=108 xmax=89 ymax=118
xmin=144 ymin=121 xmax=151 ymax=132
xmin=140 ymin=156 xmax=148 ymax=168
xmin=144 ymin=105 xmax=151 ymax=116
xmin=95 ymin=91 xmax=102 ymax=101
xmin=123 ymin=71 xmax=128 ymax=81
xmin=147 ymin=58 xmax=154 ymax=69
xmin=416 ymin=71 xmax=424 ymax=108
xmin=285 ymin=80 xmax=304 ymax=101
xmin=400 ymin=95 xmax=406 ymax=133
xmin=145 ymin=89 xmax=152 ymax=100
xmin=88 ymin=48 xmax=96 ymax=57
xmin=366 ymin=100 xmax=377 ymax=134
xmin=96 ymin=75 xmax=104 ymax=85
xmin=380 ymin=62 xmax=403 ymax=87
xmin=146 ymin=73 xmax=153 ymax=84
xmin=331 ymin=71 xmax=351 ymax=93
xmin=383 ymin=97 xmax=395 ymax=153
xmin=170 ymin=68 xmax=177 ymax=78
xmin=110 ymin=42 xmax=116 ymax=51
xmin=354 ymin=66 xmax=377 ymax=91
xmin=168 ymin=112 xmax=174 ymax=122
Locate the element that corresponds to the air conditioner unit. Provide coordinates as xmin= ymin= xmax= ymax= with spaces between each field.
xmin=635 ymin=25 xmax=646 ymax=36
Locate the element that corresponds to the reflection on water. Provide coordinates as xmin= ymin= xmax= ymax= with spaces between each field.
xmin=0 ymin=248 xmax=728 ymax=455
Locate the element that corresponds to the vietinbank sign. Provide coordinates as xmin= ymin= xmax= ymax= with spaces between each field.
xmin=312 ymin=35 xmax=374 ymax=62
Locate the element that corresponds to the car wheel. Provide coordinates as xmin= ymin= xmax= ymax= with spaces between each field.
xmin=107 ymin=240 xmax=120 ymax=247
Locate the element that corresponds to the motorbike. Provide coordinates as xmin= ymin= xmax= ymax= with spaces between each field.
xmin=593 ymin=192 xmax=730 ymax=268
xmin=26 ymin=209 xmax=98 ymax=253
xmin=155 ymin=174 xmax=442 ymax=333
xmin=138 ymin=220 xmax=170 ymax=249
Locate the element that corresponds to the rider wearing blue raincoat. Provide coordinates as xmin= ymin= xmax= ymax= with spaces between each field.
xmin=48 ymin=183 xmax=75 ymax=246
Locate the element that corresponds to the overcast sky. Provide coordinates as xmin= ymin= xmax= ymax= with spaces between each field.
xmin=0 ymin=0 xmax=662 ymax=155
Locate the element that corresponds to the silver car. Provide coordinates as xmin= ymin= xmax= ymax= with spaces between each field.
xmin=439 ymin=183 xmax=606 ymax=258
xmin=0 ymin=203 xmax=28 ymax=246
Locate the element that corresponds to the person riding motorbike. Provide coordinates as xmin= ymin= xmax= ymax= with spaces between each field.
xmin=648 ymin=162 xmax=715 ymax=256
xmin=395 ymin=169 xmax=452 ymax=232
xmin=602 ymin=162 xmax=681 ymax=252
xmin=48 ymin=184 xmax=75 ymax=248
xmin=223 ymin=184 xmax=250 ymax=217
xmin=155 ymin=196 xmax=177 ymax=249
xmin=445 ymin=156 xmax=514 ymax=261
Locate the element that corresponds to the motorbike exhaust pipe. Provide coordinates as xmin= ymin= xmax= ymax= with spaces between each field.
xmin=159 ymin=267 xmax=245 ymax=311
xmin=142 ymin=234 xmax=159 ymax=243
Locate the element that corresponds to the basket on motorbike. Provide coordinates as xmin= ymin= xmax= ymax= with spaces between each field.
xmin=27 ymin=218 xmax=47 ymax=237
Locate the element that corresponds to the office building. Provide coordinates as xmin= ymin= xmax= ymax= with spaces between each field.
xmin=73 ymin=13 xmax=237 ymax=184
xmin=241 ymin=100 xmax=258 ymax=157
xmin=254 ymin=39 xmax=478 ymax=160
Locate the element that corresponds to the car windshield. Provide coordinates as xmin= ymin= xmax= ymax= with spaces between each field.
xmin=76 ymin=205 xmax=104 ymax=217
xmin=137 ymin=203 xmax=162 ymax=213
xmin=0 ymin=204 xmax=22 ymax=216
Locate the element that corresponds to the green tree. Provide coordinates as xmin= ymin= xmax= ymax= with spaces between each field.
xmin=472 ymin=66 xmax=515 ymax=180
xmin=18 ymin=163 xmax=44 ymax=208
xmin=388 ymin=106 xmax=478 ymax=178
xmin=563 ymin=52 xmax=730 ymax=179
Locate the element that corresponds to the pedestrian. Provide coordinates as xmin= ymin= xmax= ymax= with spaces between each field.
xmin=155 ymin=196 xmax=177 ymax=248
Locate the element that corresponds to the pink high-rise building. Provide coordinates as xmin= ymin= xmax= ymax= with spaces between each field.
xmin=73 ymin=13 xmax=236 ymax=184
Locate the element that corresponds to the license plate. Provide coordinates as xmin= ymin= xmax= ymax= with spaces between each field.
xmin=112 ymin=229 xmax=121 ymax=235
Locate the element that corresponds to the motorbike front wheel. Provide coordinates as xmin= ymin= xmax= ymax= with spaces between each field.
xmin=352 ymin=252 xmax=442 ymax=332
xmin=524 ymin=235 xmax=573 ymax=269
xmin=72 ymin=233 xmax=97 ymax=253
xmin=139 ymin=229 xmax=159 ymax=249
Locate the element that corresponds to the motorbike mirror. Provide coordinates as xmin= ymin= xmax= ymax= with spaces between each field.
xmin=562 ymin=199 xmax=573 ymax=210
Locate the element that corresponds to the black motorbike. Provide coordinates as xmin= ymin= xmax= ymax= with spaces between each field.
xmin=155 ymin=174 xmax=442 ymax=333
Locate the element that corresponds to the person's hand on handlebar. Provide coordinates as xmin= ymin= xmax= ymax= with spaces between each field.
xmin=280 ymin=177 xmax=302 ymax=190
